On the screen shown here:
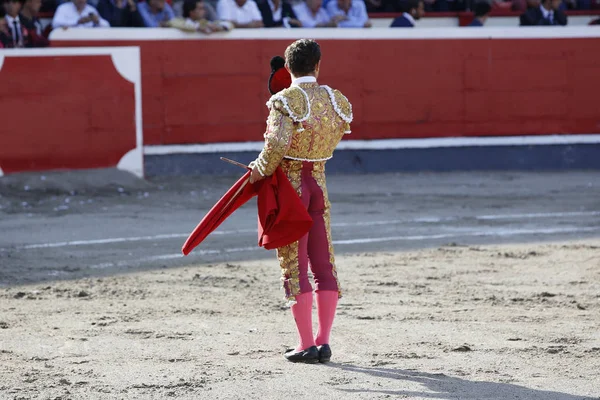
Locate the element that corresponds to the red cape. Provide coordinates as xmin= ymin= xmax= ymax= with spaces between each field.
xmin=182 ymin=167 xmax=312 ymax=255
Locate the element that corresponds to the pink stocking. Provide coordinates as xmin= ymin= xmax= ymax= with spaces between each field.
xmin=290 ymin=292 xmax=316 ymax=351
xmin=315 ymin=290 xmax=338 ymax=346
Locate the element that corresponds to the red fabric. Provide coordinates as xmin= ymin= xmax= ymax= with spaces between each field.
xmin=181 ymin=167 xmax=312 ymax=255
xmin=257 ymin=167 xmax=313 ymax=250
xmin=181 ymin=170 xmax=255 ymax=256
xmin=268 ymin=67 xmax=292 ymax=95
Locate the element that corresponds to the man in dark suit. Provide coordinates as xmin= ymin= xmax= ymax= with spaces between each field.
xmin=390 ymin=0 xmax=424 ymax=27
xmin=0 ymin=8 xmax=12 ymax=48
xmin=467 ymin=1 xmax=490 ymax=26
xmin=96 ymin=0 xmax=145 ymax=27
xmin=520 ymin=0 xmax=567 ymax=25
xmin=19 ymin=0 xmax=49 ymax=46
xmin=257 ymin=0 xmax=301 ymax=27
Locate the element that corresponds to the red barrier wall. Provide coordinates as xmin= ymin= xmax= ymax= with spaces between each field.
xmin=0 ymin=50 xmax=139 ymax=175
xmin=51 ymin=34 xmax=600 ymax=146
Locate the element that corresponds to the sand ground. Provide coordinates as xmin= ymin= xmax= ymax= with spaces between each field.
xmin=0 ymin=170 xmax=599 ymax=399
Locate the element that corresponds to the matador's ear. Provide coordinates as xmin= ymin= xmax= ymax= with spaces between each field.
xmin=268 ymin=56 xmax=291 ymax=95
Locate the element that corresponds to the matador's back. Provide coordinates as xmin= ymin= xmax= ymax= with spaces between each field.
xmin=252 ymin=78 xmax=353 ymax=177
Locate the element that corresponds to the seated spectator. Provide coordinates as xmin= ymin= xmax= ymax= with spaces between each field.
xmin=217 ymin=0 xmax=263 ymax=27
xmin=326 ymin=0 xmax=371 ymax=27
xmin=168 ymin=0 xmax=233 ymax=31
xmin=257 ymin=0 xmax=302 ymax=27
xmin=0 ymin=8 xmax=13 ymax=47
xmin=19 ymin=0 xmax=49 ymax=46
xmin=52 ymin=0 xmax=110 ymax=27
xmin=138 ymin=0 xmax=175 ymax=27
xmin=293 ymin=0 xmax=343 ymax=27
xmin=172 ymin=0 xmax=218 ymax=20
xmin=97 ymin=0 xmax=145 ymax=27
xmin=467 ymin=0 xmax=490 ymax=25
xmin=519 ymin=0 xmax=566 ymax=25
xmin=390 ymin=0 xmax=423 ymax=27
xmin=4 ymin=0 xmax=25 ymax=47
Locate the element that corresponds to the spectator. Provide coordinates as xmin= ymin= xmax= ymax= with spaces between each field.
xmin=138 ymin=0 xmax=175 ymax=27
xmin=0 ymin=8 xmax=13 ymax=47
xmin=97 ymin=0 xmax=145 ymax=27
xmin=18 ymin=0 xmax=49 ymax=46
xmin=172 ymin=0 xmax=218 ymax=20
xmin=293 ymin=0 xmax=343 ymax=26
xmin=168 ymin=0 xmax=233 ymax=31
xmin=326 ymin=0 xmax=371 ymax=27
xmin=390 ymin=0 xmax=423 ymax=26
xmin=52 ymin=0 xmax=110 ymax=27
xmin=257 ymin=0 xmax=302 ymax=27
xmin=216 ymin=0 xmax=263 ymax=27
xmin=519 ymin=0 xmax=566 ymax=24
xmin=467 ymin=0 xmax=490 ymax=25
xmin=4 ymin=0 xmax=25 ymax=47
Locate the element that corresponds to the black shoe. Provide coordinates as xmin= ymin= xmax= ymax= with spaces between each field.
xmin=284 ymin=346 xmax=319 ymax=364
xmin=317 ymin=344 xmax=332 ymax=363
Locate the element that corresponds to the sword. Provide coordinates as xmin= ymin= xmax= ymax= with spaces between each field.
xmin=220 ymin=157 xmax=251 ymax=171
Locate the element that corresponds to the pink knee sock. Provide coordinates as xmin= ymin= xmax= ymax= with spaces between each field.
xmin=290 ymin=292 xmax=316 ymax=351
xmin=315 ymin=290 xmax=338 ymax=346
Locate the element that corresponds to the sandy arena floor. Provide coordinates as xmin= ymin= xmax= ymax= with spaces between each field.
xmin=0 ymin=169 xmax=599 ymax=399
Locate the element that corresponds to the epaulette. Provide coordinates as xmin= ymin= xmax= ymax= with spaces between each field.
xmin=266 ymin=86 xmax=310 ymax=123
xmin=321 ymin=85 xmax=353 ymax=124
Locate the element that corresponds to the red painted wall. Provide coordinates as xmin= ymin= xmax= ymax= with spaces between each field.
xmin=51 ymin=38 xmax=600 ymax=146
xmin=0 ymin=55 xmax=136 ymax=173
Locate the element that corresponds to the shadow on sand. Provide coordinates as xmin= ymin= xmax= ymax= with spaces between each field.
xmin=326 ymin=364 xmax=598 ymax=400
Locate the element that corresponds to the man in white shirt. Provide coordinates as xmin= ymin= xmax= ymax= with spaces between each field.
xmin=52 ymin=0 xmax=110 ymax=28
xmin=216 ymin=0 xmax=263 ymax=28
xmin=293 ymin=0 xmax=343 ymax=27
xmin=326 ymin=0 xmax=370 ymax=27
xmin=4 ymin=0 xmax=24 ymax=47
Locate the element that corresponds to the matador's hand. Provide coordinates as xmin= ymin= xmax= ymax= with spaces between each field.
xmin=249 ymin=166 xmax=264 ymax=184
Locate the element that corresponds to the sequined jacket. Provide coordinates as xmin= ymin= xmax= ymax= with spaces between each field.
xmin=252 ymin=82 xmax=353 ymax=177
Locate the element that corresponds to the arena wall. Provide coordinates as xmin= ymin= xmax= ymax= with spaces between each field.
xmin=8 ymin=28 xmax=600 ymax=176
xmin=0 ymin=47 xmax=143 ymax=177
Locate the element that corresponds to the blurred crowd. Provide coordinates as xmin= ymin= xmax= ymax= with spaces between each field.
xmin=1 ymin=0 xmax=599 ymax=48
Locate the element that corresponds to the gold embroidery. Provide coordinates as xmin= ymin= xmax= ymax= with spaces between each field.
xmin=267 ymin=86 xmax=310 ymax=122
xmin=276 ymin=160 xmax=303 ymax=301
xmin=285 ymin=84 xmax=350 ymax=161
xmin=255 ymin=84 xmax=351 ymax=173
xmin=277 ymin=241 xmax=301 ymax=301
xmin=254 ymin=100 xmax=295 ymax=176
xmin=333 ymin=89 xmax=352 ymax=122
xmin=333 ymin=89 xmax=352 ymax=133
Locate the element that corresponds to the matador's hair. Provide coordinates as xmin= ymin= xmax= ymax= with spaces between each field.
xmin=284 ymin=39 xmax=321 ymax=77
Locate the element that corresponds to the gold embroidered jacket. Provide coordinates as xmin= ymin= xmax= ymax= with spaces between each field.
xmin=252 ymin=82 xmax=353 ymax=177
